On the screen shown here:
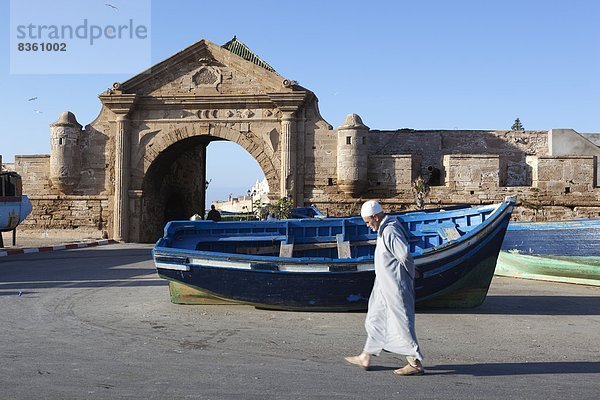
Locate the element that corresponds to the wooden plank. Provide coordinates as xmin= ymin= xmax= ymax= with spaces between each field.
xmin=442 ymin=227 xmax=461 ymax=241
xmin=237 ymin=239 xmax=377 ymax=256
xmin=279 ymin=243 xmax=294 ymax=258
xmin=194 ymin=234 xmax=286 ymax=243
xmin=336 ymin=234 xmax=352 ymax=259
xmin=418 ymin=222 xmax=461 ymax=241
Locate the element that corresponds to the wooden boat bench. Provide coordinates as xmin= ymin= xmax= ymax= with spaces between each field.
xmin=194 ymin=234 xmax=287 ymax=251
xmin=412 ymin=221 xmax=462 ymax=241
xmin=233 ymin=222 xmax=462 ymax=258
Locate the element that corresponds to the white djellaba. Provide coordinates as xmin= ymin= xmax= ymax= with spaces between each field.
xmin=345 ymin=200 xmax=424 ymax=376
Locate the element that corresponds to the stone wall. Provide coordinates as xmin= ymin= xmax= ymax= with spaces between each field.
xmin=17 ymin=195 xmax=109 ymax=239
xmin=443 ymin=154 xmax=503 ymax=190
xmin=302 ymin=126 xmax=599 ymax=223
xmin=15 ymin=155 xmax=53 ymax=194
xmin=368 ymin=129 xmax=547 ymax=186
xmin=302 ymin=101 xmax=337 ymax=197
xmin=368 ymin=155 xmax=418 ymax=193
xmin=528 ymin=156 xmax=596 ymax=193
xmin=310 ymin=186 xmax=600 ymax=223
xmin=14 ymin=155 xmax=108 ymax=239
xmin=14 ymin=127 xmax=600 ymax=241
xmin=549 ymin=129 xmax=600 ymax=186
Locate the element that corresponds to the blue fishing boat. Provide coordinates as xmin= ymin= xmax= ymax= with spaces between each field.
xmin=496 ymin=219 xmax=600 ymax=286
xmin=153 ymin=197 xmax=516 ymax=311
xmin=1 ymin=172 xmax=32 ymax=243
xmin=289 ymin=205 xmax=326 ymax=219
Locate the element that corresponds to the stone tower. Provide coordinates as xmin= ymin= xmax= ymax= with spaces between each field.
xmin=336 ymin=113 xmax=369 ymax=195
xmin=50 ymin=111 xmax=82 ymax=193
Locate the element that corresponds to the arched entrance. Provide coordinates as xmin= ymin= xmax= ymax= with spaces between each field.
xmin=95 ymin=38 xmax=330 ymax=242
xmin=141 ymin=136 xmax=209 ymax=242
xmin=138 ymin=132 xmax=274 ymax=242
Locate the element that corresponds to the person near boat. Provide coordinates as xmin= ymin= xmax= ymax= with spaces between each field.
xmin=344 ymin=200 xmax=425 ymax=376
xmin=206 ymin=205 xmax=222 ymax=221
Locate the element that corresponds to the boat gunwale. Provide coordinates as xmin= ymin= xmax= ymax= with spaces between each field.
xmin=154 ymin=199 xmax=514 ymax=266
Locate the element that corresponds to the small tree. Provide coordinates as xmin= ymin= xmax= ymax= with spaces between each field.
xmin=412 ymin=176 xmax=430 ymax=210
xmin=269 ymin=196 xmax=293 ymax=219
xmin=511 ymin=118 xmax=524 ymax=131
xmin=252 ymin=198 xmax=262 ymax=220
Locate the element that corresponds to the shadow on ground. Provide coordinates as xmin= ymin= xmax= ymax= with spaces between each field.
xmin=425 ymin=361 xmax=600 ymax=376
xmin=0 ymin=246 xmax=165 ymax=290
xmin=419 ymin=294 xmax=600 ymax=316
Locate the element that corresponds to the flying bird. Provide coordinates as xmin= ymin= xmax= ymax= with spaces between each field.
xmin=34 ymin=109 xmax=43 ymax=114
xmin=27 ymin=97 xmax=37 ymax=101
xmin=105 ymin=3 xmax=118 ymax=10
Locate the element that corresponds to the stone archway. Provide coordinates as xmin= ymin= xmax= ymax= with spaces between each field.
xmin=137 ymin=128 xmax=278 ymax=242
xmin=139 ymin=123 xmax=280 ymax=198
xmin=93 ymin=38 xmax=332 ymax=242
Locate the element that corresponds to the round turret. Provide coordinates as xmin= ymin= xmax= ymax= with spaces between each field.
xmin=50 ymin=111 xmax=82 ymax=193
xmin=336 ymin=113 xmax=369 ymax=195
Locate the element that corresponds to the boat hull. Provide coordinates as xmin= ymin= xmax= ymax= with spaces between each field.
xmin=155 ymin=200 xmax=512 ymax=311
xmin=167 ymin=281 xmax=239 ymax=305
xmin=495 ymin=252 xmax=600 ymax=286
xmin=158 ymin=218 xmax=507 ymax=310
xmin=497 ymin=219 xmax=600 ymax=286
xmin=0 ymin=196 xmax=32 ymax=232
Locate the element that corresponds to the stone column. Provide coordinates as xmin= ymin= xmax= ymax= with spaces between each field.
xmin=114 ymin=114 xmax=130 ymax=241
xmin=295 ymin=108 xmax=306 ymax=207
xmin=99 ymin=91 xmax=137 ymax=242
xmin=267 ymin=91 xmax=308 ymax=203
xmin=280 ymin=111 xmax=296 ymax=199
xmin=199 ymin=142 xmax=207 ymax=218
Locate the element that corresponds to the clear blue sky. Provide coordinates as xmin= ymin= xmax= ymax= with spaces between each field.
xmin=2 ymin=0 xmax=599 ymax=206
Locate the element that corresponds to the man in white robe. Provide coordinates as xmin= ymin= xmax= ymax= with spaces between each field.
xmin=345 ymin=200 xmax=425 ymax=376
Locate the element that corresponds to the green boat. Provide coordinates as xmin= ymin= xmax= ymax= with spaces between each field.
xmin=496 ymin=219 xmax=600 ymax=286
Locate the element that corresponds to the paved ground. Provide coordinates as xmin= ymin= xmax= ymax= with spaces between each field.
xmin=0 ymin=244 xmax=598 ymax=400
xmin=0 ymin=231 xmax=103 ymax=249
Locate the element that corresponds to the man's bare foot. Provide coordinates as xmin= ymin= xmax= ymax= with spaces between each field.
xmin=344 ymin=353 xmax=371 ymax=370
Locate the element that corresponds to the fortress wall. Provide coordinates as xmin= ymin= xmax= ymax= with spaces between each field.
xmin=14 ymin=155 xmax=108 ymax=239
xmin=14 ymin=155 xmax=53 ymax=195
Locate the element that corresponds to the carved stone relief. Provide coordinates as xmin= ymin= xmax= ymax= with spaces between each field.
xmin=192 ymin=66 xmax=222 ymax=88
xmin=222 ymin=109 xmax=258 ymax=119
xmin=197 ymin=110 xmax=219 ymax=119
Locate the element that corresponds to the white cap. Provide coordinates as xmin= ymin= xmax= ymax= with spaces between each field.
xmin=360 ymin=200 xmax=384 ymax=218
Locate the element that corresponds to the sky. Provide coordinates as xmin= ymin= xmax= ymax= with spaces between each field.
xmin=2 ymin=0 xmax=599 ymax=206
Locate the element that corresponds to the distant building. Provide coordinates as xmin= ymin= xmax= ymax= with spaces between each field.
xmin=213 ymin=178 xmax=270 ymax=213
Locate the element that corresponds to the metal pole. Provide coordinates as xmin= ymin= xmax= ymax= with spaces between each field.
xmin=12 ymin=229 xmax=16 ymax=246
